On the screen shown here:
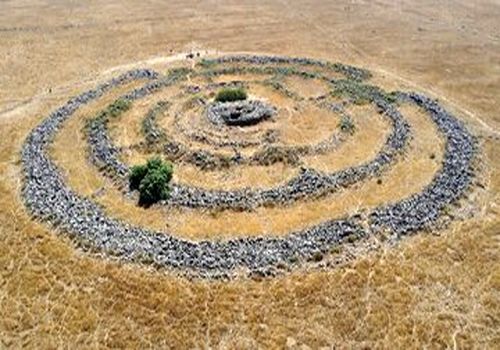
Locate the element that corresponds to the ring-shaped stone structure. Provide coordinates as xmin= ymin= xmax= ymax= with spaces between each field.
xmin=86 ymin=60 xmax=411 ymax=210
xmin=21 ymin=56 xmax=476 ymax=278
xmin=140 ymin=98 xmax=351 ymax=168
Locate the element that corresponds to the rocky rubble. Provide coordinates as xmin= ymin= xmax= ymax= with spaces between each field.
xmin=204 ymin=54 xmax=372 ymax=81
xmin=159 ymin=98 xmax=350 ymax=164
xmin=207 ymin=100 xmax=276 ymax=126
xmin=369 ymin=93 xmax=476 ymax=234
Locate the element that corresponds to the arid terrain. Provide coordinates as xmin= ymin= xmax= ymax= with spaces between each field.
xmin=0 ymin=0 xmax=499 ymax=348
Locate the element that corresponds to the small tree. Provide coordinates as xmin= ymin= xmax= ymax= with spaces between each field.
xmin=215 ymin=87 xmax=247 ymax=102
xmin=129 ymin=157 xmax=173 ymax=206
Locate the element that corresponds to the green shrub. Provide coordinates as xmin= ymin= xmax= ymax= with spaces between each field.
xmin=129 ymin=157 xmax=173 ymax=205
xmin=215 ymin=87 xmax=247 ymax=102
xmin=138 ymin=170 xmax=170 ymax=205
xmin=129 ymin=164 xmax=148 ymax=190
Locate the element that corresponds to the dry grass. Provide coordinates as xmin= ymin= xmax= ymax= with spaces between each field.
xmin=174 ymin=163 xmax=299 ymax=190
xmin=109 ymin=85 xmax=182 ymax=148
xmin=278 ymin=104 xmax=339 ymax=146
xmin=1 ymin=0 xmax=499 ymax=348
xmin=302 ymin=104 xmax=388 ymax=171
xmin=211 ymin=73 xmax=273 ymax=84
xmin=283 ymin=75 xmax=330 ymax=98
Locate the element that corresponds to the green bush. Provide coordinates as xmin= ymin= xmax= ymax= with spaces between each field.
xmin=197 ymin=58 xmax=216 ymax=68
xmin=215 ymin=87 xmax=247 ymax=102
xmin=129 ymin=157 xmax=173 ymax=205
xmin=129 ymin=164 xmax=148 ymax=191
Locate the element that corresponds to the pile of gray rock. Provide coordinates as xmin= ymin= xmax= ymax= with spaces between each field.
xmin=207 ymin=100 xmax=276 ymax=126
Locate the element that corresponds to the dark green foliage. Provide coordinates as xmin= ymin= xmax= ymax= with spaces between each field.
xmin=129 ymin=164 xmax=148 ymax=191
xmin=129 ymin=157 xmax=173 ymax=205
xmin=215 ymin=87 xmax=248 ymax=102
xmin=138 ymin=169 xmax=171 ymax=205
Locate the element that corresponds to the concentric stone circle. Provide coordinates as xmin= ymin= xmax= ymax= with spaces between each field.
xmin=85 ymin=60 xmax=411 ymax=210
xmin=21 ymin=54 xmax=477 ymax=278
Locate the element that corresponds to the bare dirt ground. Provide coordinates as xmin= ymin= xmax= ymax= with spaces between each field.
xmin=0 ymin=0 xmax=499 ymax=348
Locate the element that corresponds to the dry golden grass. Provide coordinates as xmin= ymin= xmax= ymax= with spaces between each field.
xmin=302 ymin=104 xmax=388 ymax=172
xmin=211 ymin=73 xmax=273 ymax=84
xmin=1 ymin=0 xmax=499 ymax=348
xmin=279 ymin=104 xmax=339 ymax=146
xmin=109 ymin=85 xmax=182 ymax=148
xmin=283 ymin=75 xmax=330 ymax=98
xmin=0 ymin=134 xmax=498 ymax=347
xmin=174 ymin=163 xmax=299 ymax=190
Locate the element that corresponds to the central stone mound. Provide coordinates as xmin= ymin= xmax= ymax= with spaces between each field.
xmin=207 ymin=100 xmax=276 ymax=126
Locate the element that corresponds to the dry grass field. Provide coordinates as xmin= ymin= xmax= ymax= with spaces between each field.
xmin=1 ymin=0 xmax=499 ymax=348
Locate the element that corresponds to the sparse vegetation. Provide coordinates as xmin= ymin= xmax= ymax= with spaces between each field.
xmin=167 ymin=67 xmax=193 ymax=79
xmin=332 ymin=79 xmax=398 ymax=105
xmin=98 ymin=98 xmax=131 ymax=120
xmin=141 ymin=101 xmax=169 ymax=145
xmin=253 ymin=146 xmax=300 ymax=166
xmin=215 ymin=87 xmax=248 ymax=102
xmin=338 ymin=115 xmax=356 ymax=134
xmin=85 ymin=98 xmax=131 ymax=131
xmin=129 ymin=157 xmax=173 ymax=205
xmin=197 ymin=58 xmax=217 ymax=68
xmin=263 ymin=78 xmax=301 ymax=99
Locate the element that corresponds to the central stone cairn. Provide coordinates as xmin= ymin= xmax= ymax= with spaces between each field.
xmin=207 ymin=100 xmax=276 ymax=126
